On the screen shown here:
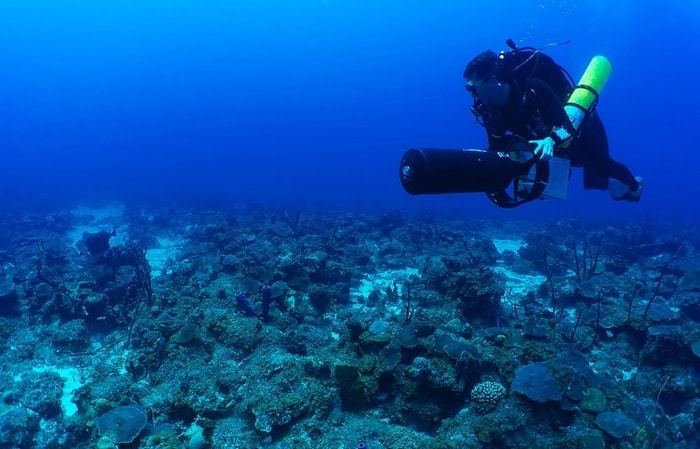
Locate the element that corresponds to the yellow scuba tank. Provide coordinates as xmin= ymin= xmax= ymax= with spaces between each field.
xmin=553 ymin=55 xmax=613 ymax=145
xmin=566 ymin=55 xmax=612 ymax=128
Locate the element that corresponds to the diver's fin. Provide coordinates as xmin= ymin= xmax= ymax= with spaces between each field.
xmin=610 ymin=177 xmax=643 ymax=202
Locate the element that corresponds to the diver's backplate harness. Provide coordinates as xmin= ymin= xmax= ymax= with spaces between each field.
xmin=470 ymin=39 xmax=575 ymax=130
xmin=400 ymin=39 xmax=613 ymax=208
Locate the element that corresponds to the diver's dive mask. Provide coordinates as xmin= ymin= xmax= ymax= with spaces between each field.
xmin=466 ymin=78 xmax=511 ymax=107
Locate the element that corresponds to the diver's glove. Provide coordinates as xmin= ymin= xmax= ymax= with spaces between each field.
xmin=529 ymin=137 xmax=556 ymax=161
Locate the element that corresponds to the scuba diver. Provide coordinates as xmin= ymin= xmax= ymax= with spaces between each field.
xmin=463 ymin=42 xmax=643 ymax=202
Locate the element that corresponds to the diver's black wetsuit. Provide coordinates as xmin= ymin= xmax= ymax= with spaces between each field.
xmin=482 ymin=78 xmax=639 ymax=190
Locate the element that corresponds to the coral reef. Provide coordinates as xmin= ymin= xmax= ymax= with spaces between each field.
xmin=0 ymin=205 xmax=697 ymax=448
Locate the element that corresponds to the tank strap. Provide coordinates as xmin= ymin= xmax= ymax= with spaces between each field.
xmin=567 ymin=83 xmax=600 ymax=112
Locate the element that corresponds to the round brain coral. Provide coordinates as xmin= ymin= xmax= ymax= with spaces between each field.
xmin=470 ymin=381 xmax=506 ymax=413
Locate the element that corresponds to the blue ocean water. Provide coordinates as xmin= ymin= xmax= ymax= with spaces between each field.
xmin=1 ymin=3 xmax=700 ymax=449
xmin=1 ymin=0 xmax=698 ymax=218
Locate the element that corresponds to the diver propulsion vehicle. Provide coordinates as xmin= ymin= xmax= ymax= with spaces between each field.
xmin=399 ymin=141 xmax=563 ymax=208
xmin=400 ymin=54 xmax=613 ymax=208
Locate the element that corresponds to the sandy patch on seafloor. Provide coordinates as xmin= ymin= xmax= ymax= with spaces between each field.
xmin=351 ymin=267 xmax=421 ymax=301
xmin=492 ymin=238 xmax=525 ymax=255
xmin=350 ymin=268 xmax=421 ymax=317
xmin=146 ymin=236 xmax=187 ymax=277
xmin=497 ymin=267 xmax=546 ymax=303
xmin=492 ymin=237 xmax=546 ymax=303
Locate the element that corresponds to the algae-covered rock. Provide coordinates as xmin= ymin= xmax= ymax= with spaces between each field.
xmin=52 ymin=319 xmax=91 ymax=353
xmin=170 ymin=322 xmax=200 ymax=345
xmin=378 ymin=343 xmax=403 ymax=371
xmin=301 ymin=413 xmax=451 ymax=449
xmin=397 ymin=324 xmax=419 ymax=349
xmin=522 ymin=316 xmax=549 ymax=340
xmin=95 ymin=436 xmax=118 ymax=449
xmin=679 ymin=269 xmax=700 ymax=291
xmin=648 ymin=326 xmax=684 ymax=338
xmin=472 ymin=404 xmax=526 ymax=444
xmin=335 ymin=363 xmax=370 ymax=410
xmin=250 ymin=380 xmax=333 ymax=433
xmin=208 ymin=313 xmax=262 ymax=355
xmin=369 ymin=319 xmax=390 ymax=335
xmin=580 ymin=388 xmax=607 ymax=413
xmin=559 ymin=430 xmax=606 ymax=449
xmin=334 ymin=363 xmax=359 ymax=386
xmin=0 ymin=405 xmax=41 ymax=448
xmin=595 ymin=411 xmax=637 ymax=439
xmin=646 ymin=303 xmax=680 ymax=322
xmin=626 ymin=398 xmax=674 ymax=448
xmin=238 ymin=351 xmax=336 ymax=433
xmin=360 ymin=320 xmax=394 ymax=347
xmin=580 ymin=431 xmax=606 ymax=449
xmin=251 ymin=391 xmax=316 ymax=433
xmin=96 ymin=405 xmax=148 ymax=444
xmin=511 ymin=362 xmax=562 ymax=403
xmin=18 ymin=370 xmax=64 ymax=419
xmin=308 ymin=284 xmax=333 ymax=312
xmin=270 ymin=280 xmax=288 ymax=299
xmin=679 ymin=292 xmax=700 ymax=321
xmin=138 ymin=424 xmax=183 ymax=449
xmin=211 ymin=417 xmax=256 ymax=449
xmin=221 ymin=254 xmax=241 ymax=272
xmin=432 ymin=330 xmax=479 ymax=361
